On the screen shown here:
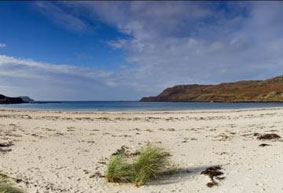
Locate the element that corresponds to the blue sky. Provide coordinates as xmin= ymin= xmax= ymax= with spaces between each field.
xmin=1 ymin=1 xmax=283 ymax=100
xmin=0 ymin=2 xmax=126 ymax=70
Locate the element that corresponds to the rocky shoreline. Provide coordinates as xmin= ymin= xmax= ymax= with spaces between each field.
xmin=0 ymin=94 xmax=33 ymax=104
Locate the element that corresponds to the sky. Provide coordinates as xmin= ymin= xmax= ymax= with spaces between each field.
xmin=1 ymin=1 xmax=283 ymax=101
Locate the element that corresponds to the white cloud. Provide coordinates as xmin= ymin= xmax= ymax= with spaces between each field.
xmin=8 ymin=2 xmax=283 ymax=100
xmin=0 ymin=43 xmax=6 ymax=48
xmin=35 ymin=2 xmax=87 ymax=32
xmin=108 ymin=39 xmax=128 ymax=49
xmin=0 ymin=55 xmax=140 ymax=100
xmin=78 ymin=2 xmax=283 ymax=87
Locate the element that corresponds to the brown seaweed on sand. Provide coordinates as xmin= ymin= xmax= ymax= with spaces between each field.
xmin=201 ymin=166 xmax=225 ymax=188
xmin=0 ymin=141 xmax=14 ymax=153
xmin=259 ymin=143 xmax=271 ymax=147
xmin=257 ymin=133 xmax=281 ymax=140
xmin=0 ymin=141 xmax=14 ymax=147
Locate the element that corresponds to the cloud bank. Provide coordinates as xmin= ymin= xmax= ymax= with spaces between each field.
xmin=2 ymin=2 xmax=283 ymax=100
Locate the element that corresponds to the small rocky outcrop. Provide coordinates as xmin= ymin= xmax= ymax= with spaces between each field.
xmin=0 ymin=94 xmax=33 ymax=104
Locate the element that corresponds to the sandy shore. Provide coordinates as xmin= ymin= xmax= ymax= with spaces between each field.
xmin=1 ymin=108 xmax=283 ymax=193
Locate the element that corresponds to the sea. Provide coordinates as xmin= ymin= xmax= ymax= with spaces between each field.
xmin=1 ymin=101 xmax=283 ymax=111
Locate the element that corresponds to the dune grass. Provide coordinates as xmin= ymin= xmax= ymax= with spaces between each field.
xmin=106 ymin=154 xmax=135 ymax=183
xmin=0 ymin=173 xmax=23 ymax=193
xmin=133 ymin=145 xmax=171 ymax=186
xmin=106 ymin=144 xmax=171 ymax=186
xmin=0 ymin=183 xmax=23 ymax=193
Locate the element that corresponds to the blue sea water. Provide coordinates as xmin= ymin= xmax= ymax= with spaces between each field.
xmin=1 ymin=101 xmax=283 ymax=111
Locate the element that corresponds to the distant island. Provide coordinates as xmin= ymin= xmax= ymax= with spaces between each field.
xmin=140 ymin=75 xmax=283 ymax=102
xmin=0 ymin=94 xmax=33 ymax=104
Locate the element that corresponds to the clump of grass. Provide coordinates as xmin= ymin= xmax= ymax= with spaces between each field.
xmin=0 ymin=172 xmax=24 ymax=193
xmin=133 ymin=145 xmax=171 ymax=186
xmin=106 ymin=154 xmax=134 ymax=183
xmin=0 ymin=183 xmax=23 ymax=193
xmin=0 ymin=174 xmax=7 ymax=183
xmin=106 ymin=144 xmax=171 ymax=186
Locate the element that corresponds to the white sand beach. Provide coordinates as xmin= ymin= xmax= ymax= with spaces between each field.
xmin=1 ymin=108 xmax=283 ymax=193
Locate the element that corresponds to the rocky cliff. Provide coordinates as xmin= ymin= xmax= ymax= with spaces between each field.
xmin=140 ymin=75 xmax=283 ymax=102
xmin=0 ymin=94 xmax=32 ymax=104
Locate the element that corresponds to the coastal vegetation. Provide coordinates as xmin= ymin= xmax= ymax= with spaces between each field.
xmin=0 ymin=173 xmax=23 ymax=193
xmin=0 ymin=183 xmax=23 ymax=193
xmin=106 ymin=144 xmax=172 ymax=186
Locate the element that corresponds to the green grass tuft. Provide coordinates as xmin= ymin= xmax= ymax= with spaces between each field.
xmin=0 ymin=172 xmax=24 ymax=193
xmin=133 ymin=145 xmax=171 ymax=186
xmin=105 ymin=144 xmax=171 ymax=186
xmin=106 ymin=154 xmax=134 ymax=183
xmin=0 ymin=183 xmax=23 ymax=193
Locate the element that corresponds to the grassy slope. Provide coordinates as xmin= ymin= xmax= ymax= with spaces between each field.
xmin=140 ymin=75 xmax=283 ymax=102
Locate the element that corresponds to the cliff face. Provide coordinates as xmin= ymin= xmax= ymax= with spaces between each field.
xmin=0 ymin=94 xmax=27 ymax=104
xmin=140 ymin=75 xmax=283 ymax=102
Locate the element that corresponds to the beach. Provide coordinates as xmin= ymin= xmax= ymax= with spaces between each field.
xmin=1 ymin=108 xmax=283 ymax=193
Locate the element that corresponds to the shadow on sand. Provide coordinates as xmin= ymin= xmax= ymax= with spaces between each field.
xmin=148 ymin=166 xmax=212 ymax=185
